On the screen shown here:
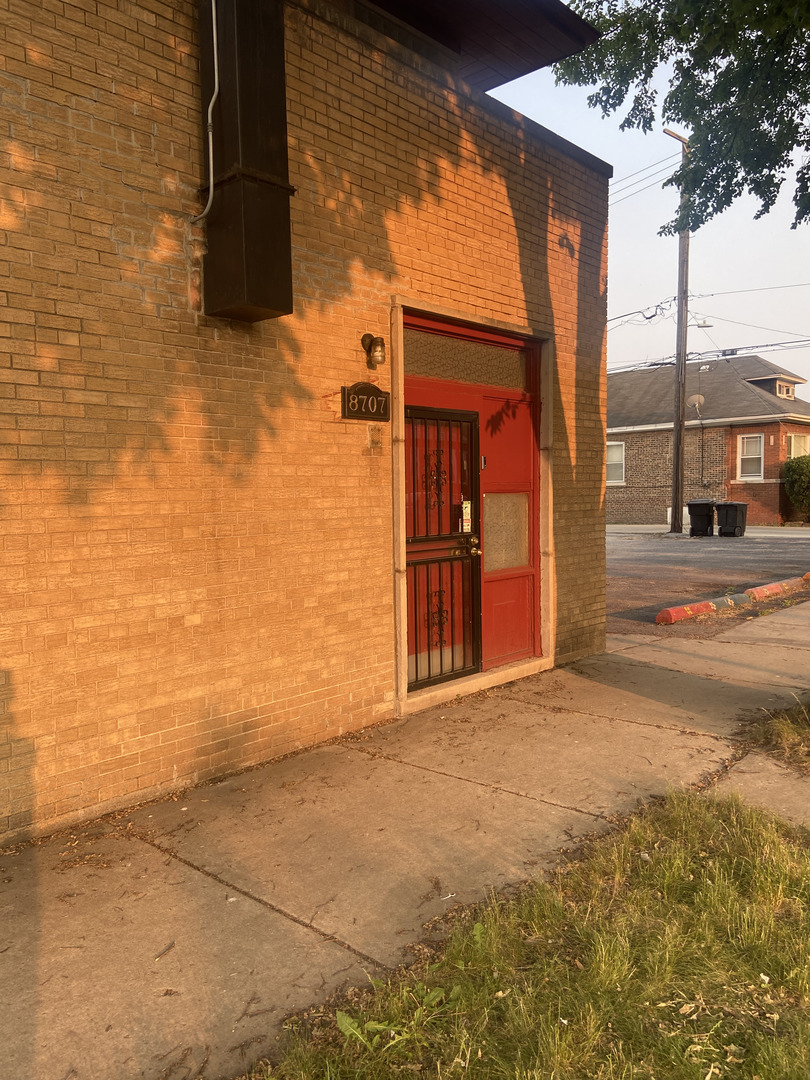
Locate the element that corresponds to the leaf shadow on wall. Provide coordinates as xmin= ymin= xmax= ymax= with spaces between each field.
xmin=3 ymin=6 xmax=606 ymax=510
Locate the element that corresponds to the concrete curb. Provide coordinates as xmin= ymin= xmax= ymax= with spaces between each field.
xmin=656 ymin=574 xmax=810 ymax=625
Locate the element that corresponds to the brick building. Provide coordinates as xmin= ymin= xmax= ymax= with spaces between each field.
xmin=0 ymin=0 xmax=610 ymax=841
xmin=607 ymin=356 xmax=810 ymax=525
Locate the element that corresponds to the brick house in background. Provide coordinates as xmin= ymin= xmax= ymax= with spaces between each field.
xmin=607 ymin=356 xmax=810 ymax=525
xmin=1 ymin=0 xmax=610 ymax=840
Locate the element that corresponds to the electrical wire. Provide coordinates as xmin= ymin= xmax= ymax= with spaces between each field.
xmin=610 ymin=162 xmax=682 ymax=198
xmin=695 ymin=313 xmax=810 ymax=339
xmin=610 ymin=175 xmax=679 ymax=207
xmin=607 ymin=337 xmax=810 ymax=370
xmin=610 ymin=152 xmax=681 ymax=187
xmin=689 ymin=311 xmax=722 ymax=354
xmin=609 ymin=283 xmax=810 ymax=325
xmin=191 ymin=0 xmax=220 ymax=224
xmin=692 ymin=282 xmax=810 ymax=299
xmin=607 ymin=298 xmax=675 ymax=327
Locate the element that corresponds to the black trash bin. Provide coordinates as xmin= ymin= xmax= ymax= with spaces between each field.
xmin=716 ymin=501 xmax=748 ymax=537
xmin=687 ymin=499 xmax=715 ymax=536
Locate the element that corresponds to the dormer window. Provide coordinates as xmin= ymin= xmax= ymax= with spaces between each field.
xmin=777 ymin=382 xmax=794 ymax=399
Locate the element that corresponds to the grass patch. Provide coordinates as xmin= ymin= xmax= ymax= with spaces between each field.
xmin=251 ymin=792 xmax=810 ymax=1080
xmin=746 ymin=700 xmax=810 ymax=773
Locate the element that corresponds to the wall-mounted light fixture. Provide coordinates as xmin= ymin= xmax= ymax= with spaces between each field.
xmin=361 ymin=333 xmax=386 ymax=369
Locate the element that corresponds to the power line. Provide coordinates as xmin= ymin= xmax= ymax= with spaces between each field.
xmin=610 ymin=175 xmax=677 ymax=207
xmin=610 ymin=152 xmax=680 ymax=187
xmin=607 ymin=357 xmax=675 ymax=372
xmin=692 ymin=282 xmax=810 ymax=299
xmin=688 ymin=312 xmax=722 ymax=354
xmin=609 ymin=283 xmax=810 ymax=325
xmin=607 ymin=337 xmax=810 ymax=370
xmin=696 ymin=312 xmax=810 ymax=339
xmin=610 ymin=161 xmax=681 ymax=198
xmin=607 ymin=298 xmax=675 ymax=326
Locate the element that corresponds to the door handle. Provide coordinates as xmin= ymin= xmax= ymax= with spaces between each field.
xmin=470 ymin=547 xmax=482 ymax=556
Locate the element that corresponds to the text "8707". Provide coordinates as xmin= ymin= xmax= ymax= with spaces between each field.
xmin=341 ymin=383 xmax=391 ymax=421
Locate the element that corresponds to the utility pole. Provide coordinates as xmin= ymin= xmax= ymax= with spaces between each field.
xmin=665 ymin=128 xmax=690 ymax=534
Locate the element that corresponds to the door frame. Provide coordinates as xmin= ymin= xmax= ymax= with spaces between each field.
xmin=390 ymin=297 xmax=558 ymax=715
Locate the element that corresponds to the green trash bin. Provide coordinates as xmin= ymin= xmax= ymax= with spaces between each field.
xmin=716 ymin=502 xmax=747 ymax=537
xmin=687 ymin=499 xmax=715 ymax=536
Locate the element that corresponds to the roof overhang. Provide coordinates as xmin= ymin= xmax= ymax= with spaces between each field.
xmin=607 ymin=414 xmax=810 ymax=435
xmin=746 ymin=374 xmax=807 ymax=386
xmin=366 ymin=0 xmax=600 ymax=91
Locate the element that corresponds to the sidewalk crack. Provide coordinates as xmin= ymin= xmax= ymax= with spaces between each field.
xmin=346 ymin=746 xmax=606 ymax=821
xmin=692 ymin=745 xmax=751 ymax=791
xmin=496 ymin=692 xmax=749 ymax=742
xmin=126 ymin=832 xmax=387 ymax=971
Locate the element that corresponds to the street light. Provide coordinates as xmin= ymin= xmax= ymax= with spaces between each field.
xmin=665 ymin=127 xmax=690 ymax=534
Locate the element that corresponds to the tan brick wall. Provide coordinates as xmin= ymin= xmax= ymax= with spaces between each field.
xmin=0 ymin=0 xmax=608 ymax=839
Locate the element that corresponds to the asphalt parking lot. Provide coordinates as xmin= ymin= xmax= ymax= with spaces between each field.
xmin=607 ymin=525 xmax=810 ymax=637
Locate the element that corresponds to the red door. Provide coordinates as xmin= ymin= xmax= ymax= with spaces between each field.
xmin=404 ymin=316 xmax=540 ymax=688
xmin=478 ymin=392 xmax=539 ymax=668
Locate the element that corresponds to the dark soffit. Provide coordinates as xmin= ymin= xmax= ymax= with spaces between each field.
xmin=367 ymin=0 xmax=600 ymax=91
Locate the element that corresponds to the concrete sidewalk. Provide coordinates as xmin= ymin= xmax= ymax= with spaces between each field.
xmin=3 ymin=609 xmax=810 ymax=1080
xmin=607 ymin=524 xmax=810 ymax=539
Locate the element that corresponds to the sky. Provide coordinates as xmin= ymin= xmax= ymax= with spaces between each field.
xmin=489 ymin=69 xmax=810 ymax=404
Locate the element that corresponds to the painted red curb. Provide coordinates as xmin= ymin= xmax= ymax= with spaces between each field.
xmin=745 ymin=577 xmax=807 ymax=602
xmin=656 ymin=600 xmax=717 ymax=625
xmin=656 ymin=574 xmax=810 ymax=625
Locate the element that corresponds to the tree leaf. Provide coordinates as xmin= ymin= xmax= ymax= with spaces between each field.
xmin=556 ymin=0 xmax=810 ymax=231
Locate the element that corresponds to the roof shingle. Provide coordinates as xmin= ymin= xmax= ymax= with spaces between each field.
xmin=608 ymin=355 xmax=810 ymax=430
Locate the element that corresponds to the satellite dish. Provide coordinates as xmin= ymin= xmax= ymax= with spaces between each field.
xmin=687 ymin=394 xmax=705 ymax=408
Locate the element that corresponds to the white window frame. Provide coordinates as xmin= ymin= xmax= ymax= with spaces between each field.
xmin=606 ymin=441 xmax=625 ymax=485
xmin=787 ymin=432 xmax=810 ymax=459
xmin=737 ymin=433 xmax=764 ymax=480
xmin=777 ymin=382 xmax=794 ymax=399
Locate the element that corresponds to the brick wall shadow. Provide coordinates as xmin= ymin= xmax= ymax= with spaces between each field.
xmin=500 ymin=148 xmax=608 ymax=660
xmin=0 ymin=670 xmax=36 ymax=839
xmin=567 ymin=652 xmax=792 ymax=736
xmin=0 ymin=672 xmax=38 ymax=1078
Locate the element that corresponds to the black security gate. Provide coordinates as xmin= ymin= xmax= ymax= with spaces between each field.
xmin=405 ymin=407 xmax=481 ymax=689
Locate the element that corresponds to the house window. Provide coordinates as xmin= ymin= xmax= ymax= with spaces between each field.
xmin=737 ymin=434 xmax=763 ymax=479
xmin=777 ymin=382 xmax=795 ymax=399
xmin=787 ymin=433 xmax=810 ymax=459
xmin=606 ymin=441 xmax=625 ymax=484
